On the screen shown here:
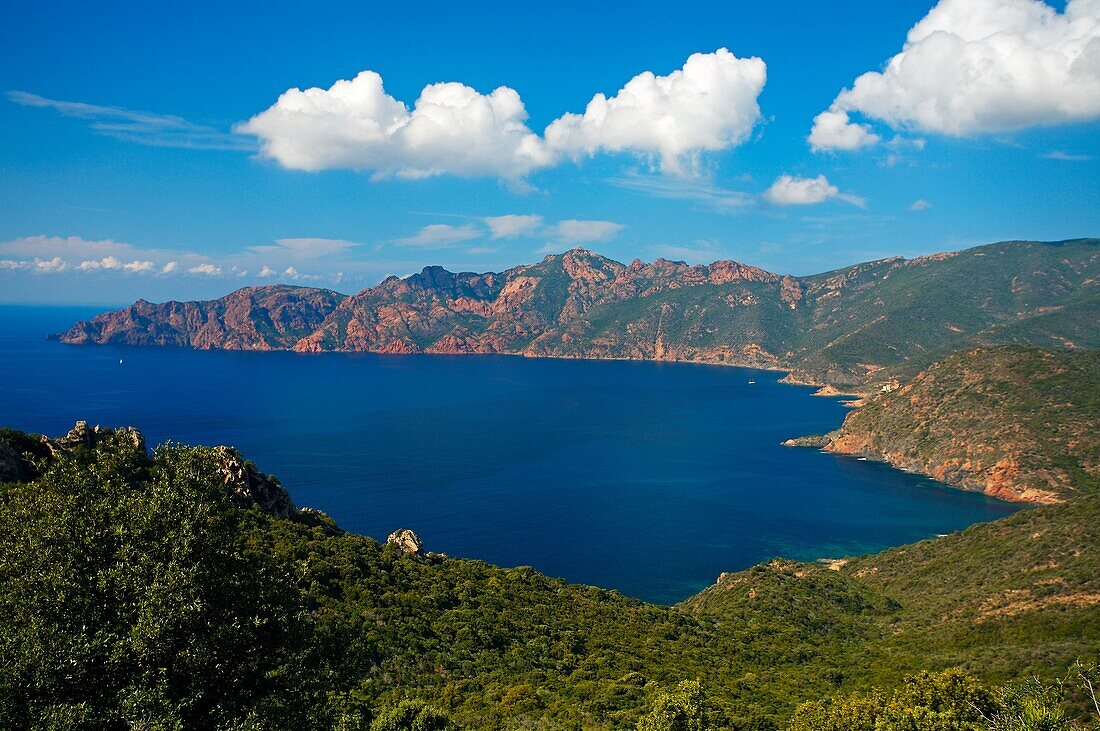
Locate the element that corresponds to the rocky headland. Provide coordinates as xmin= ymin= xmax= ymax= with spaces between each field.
xmin=784 ymin=347 xmax=1100 ymax=504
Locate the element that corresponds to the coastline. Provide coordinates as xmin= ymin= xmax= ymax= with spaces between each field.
xmin=54 ymin=335 xmax=1029 ymax=511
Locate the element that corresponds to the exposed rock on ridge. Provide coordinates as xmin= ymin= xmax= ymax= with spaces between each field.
xmin=56 ymin=239 xmax=1100 ymax=387
xmin=57 ymin=285 xmax=347 ymax=350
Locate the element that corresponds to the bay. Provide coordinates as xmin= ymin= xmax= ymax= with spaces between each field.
xmin=0 ymin=305 xmax=1020 ymax=604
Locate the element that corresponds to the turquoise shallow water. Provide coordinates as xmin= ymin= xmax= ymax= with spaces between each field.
xmin=0 ymin=305 xmax=1020 ymax=604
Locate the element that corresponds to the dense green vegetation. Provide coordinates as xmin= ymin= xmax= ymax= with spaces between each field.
xmin=2 ymin=409 xmax=1097 ymax=729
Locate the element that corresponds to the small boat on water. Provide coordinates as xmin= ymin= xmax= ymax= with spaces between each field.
xmin=857 ymin=457 xmax=867 ymax=461
xmin=747 ymin=379 xmax=755 ymax=384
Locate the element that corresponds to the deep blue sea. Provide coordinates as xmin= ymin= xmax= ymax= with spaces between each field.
xmin=0 ymin=305 xmax=1020 ymax=603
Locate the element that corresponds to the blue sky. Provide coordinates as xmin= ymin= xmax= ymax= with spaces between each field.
xmin=1 ymin=0 xmax=1098 ymax=304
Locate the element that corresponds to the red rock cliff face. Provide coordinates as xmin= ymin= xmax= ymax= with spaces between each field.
xmin=58 ymin=286 xmax=347 ymax=350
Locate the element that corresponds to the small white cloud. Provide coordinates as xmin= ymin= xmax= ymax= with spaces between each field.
xmin=764 ymin=175 xmax=839 ymax=205
xmin=808 ymin=109 xmax=881 ymax=152
xmin=909 ymin=199 xmax=932 ymax=211
xmin=35 ymin=257 xmax=69 ymax=272
xmin=258 ymin=265 xmax=277 ymax=278
xmin=545 ymin=48 xmax=766 ymax=175
xmin=188 ymin=263 xmax=222 ymax=276
xmin=809 ymin=0 xmax=1100 ymax=149
xmin=483 ymin=214 xmax=543 ymax=239
xmin=396 ymin=223 xmax=481 ymax=248
xmin=552 ymin=219 xmax=625 ymax=244
xmin=0 ymin=259 xmax=29 ymax=270
xmin=161 ymin=261 xmax=179 ymax=273
xmin=282 ymin=267 xmax=299 ymax=278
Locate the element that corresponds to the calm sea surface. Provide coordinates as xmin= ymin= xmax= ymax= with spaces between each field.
xmin=0 ymin=305 xmax=1020 ymax=603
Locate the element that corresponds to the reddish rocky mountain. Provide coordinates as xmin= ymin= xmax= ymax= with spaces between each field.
xmin=57 ymin=285 xmax=348 ymax=350
xmin=58 ymin=239 xmax=1100 ymax=386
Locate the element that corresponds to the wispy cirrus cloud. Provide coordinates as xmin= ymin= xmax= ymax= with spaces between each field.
xmin=608 ymin=172 xmax=754 ymax=212
xmin=552 ymin=219 xmax=625 ymax=244
xmin=1042 ymin=150 xmax=1093 ymax=162
xmin=8 ymin=91 xmax=256 ymax=151
xmin=398 ymin=216 xmax=626 ymax=249
xmin=482 ymin=214 xmax=543 ymax=239
xmin=395 ymin=223 xmax=482 ymax=248
xmin=246 ymin=237 xmax=363 ymax=260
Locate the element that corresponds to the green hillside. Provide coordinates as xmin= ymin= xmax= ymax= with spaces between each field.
xmin=814 ymin=347 xmax=1100 ymax=502
xmin=2 ymin=410 xmax=1097 ymax=729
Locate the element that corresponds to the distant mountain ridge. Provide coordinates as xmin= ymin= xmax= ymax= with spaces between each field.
xmin=57 ymin=238 xmax=1100 ymax=386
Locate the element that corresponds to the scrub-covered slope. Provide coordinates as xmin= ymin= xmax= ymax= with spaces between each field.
xmin=794 ymin=347 xmax=1100 ymax=503
xmin=3 ymin=413 xmax=1097 ymax=729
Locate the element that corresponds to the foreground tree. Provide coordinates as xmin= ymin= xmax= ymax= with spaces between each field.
xmin=787 ymin=669 xmax=995 ymax=731
xmin=0 ymin=435 xmax=312 ymax=730
xmin=636 ymin=680 xmax=732 ymax=731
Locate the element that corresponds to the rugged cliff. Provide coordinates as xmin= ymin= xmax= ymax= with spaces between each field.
xmin=789 ymin=347 xmax=1100 ymax=503
xmin=58 ymin=239 xmax=1100 ymax=386
xmin=57 ymin=284 xmax=347 ymax=350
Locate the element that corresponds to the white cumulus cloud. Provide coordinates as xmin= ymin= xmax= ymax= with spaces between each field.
xmin=238 ymin=49 xmax=767 ymax=179
xmin=237 ymin=71 xmax=554 ymax=179
xmin=764 ymin=175 xmax=840 ymax=205
xmin=188 ymin=263 xmax=223 ymax=276
xmin=808 ymin=109 xmax=881 ymax=152
xmin=545 ymin=49 xmax=767 ymax=175
xmin=810 ymin=0 xmax=1100 ymax=150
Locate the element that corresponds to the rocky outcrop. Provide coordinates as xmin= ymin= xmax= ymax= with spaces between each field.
xmin=11 ymin=421 xmax=314 ymax=521
xmin=780 ymin=434 xmax=831 ymax=448
xmin=386 ymin=529 xmax=424 ymax=555
xmin=43 ymin=420 xmax=146 ymax=457
xmin=207 ymin=445 xmax=297 ymax=519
